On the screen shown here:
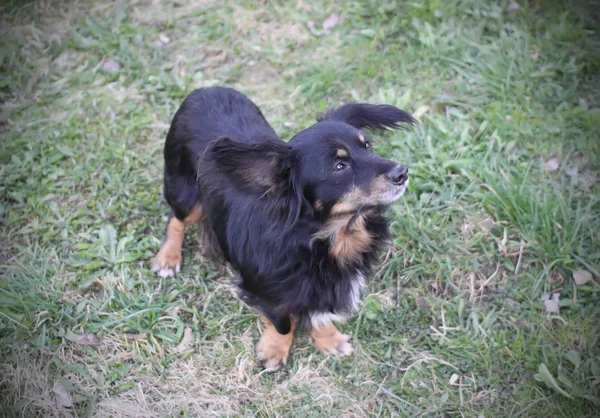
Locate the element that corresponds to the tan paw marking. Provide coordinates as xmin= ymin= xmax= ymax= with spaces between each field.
xmin=256 ymin=317 xmax=295 ymax=372
xmin=311 ymin=323 xmax=354 ymax=357
xmin=152 ymin=216 xmax=185 ymax=277
xmin=151 ymin=246 xmax=182 ymax=278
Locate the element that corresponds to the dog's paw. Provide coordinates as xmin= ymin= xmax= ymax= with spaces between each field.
xmin=312 ymin=330 xmax=354 ymax=357
xmin=256 ymin=343 xmax=290 ymax=372
xmin=151 ymin=248 xmax=181 ymax=278
xmin=256 ymin=329 xmax=293 ymax=372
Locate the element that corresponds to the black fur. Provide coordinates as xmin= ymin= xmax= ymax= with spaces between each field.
xmin=160 ymin=87 xmax=413 ymax=334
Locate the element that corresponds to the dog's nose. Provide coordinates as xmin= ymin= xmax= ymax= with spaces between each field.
xmin=388 ymin=165 xmax=408 ymax=185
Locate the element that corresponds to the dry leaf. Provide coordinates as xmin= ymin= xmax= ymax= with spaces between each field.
xmin=308 ymin=13 xmax=340 ymax=36
xmin=125 ymin=333 xmax=147 ymax=340
xmin=572 ymin=270 xmax=592 ymax=286
xmin=58 ymin=290 xmax=81 ymax=303
xmin=530 ymin=45 xmax=540 ymax=60
xmin=449 ymin=373 xmax=459 ymax=385
xmin=545 ymin=157 xmax=560 ymax=173
xmin=322 ymin=14 xmax=340 ymax=31
xmin=75 ymin=333 xmax=101 ymax=345
xmin=417 ymin=295 xmax=428 ymax=310
xmin=175 ymin=328 xmax=194 ymax=353
xmin=52 ymin=382 xmax=73 ymax=408
xmin=102 ymin=59 xmax=121 ymax=73
xmin=307 ymin=21 xmax=321 ymax=36
xmin=413 ymin=105 xmax=429 ymax=119
xmin=158 ymin=33 xmax=170 ymax=44
xmin=542 ymin=292 xmax=560 ymax=313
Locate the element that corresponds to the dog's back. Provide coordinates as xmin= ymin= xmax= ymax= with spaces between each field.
xmin=166 ymin=87 xmax=277 ymax=156
xmin=160 ymin=87 xmax=278 ymax=220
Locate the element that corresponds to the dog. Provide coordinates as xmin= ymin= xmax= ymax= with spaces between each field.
xmin=152 ymin=87 xmax=414 ymax=371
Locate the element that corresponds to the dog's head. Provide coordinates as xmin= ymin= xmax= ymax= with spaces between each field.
xmin=289 ymin=103 xmax=414 ymax=216
xmin=206 ymin=103 xmax=414 ymax=220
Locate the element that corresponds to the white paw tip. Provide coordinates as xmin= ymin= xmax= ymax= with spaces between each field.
xmin=158 ymin=267 xmax=175 ymax=278
xmin=338 ymin=342 xmax=354 ymax=357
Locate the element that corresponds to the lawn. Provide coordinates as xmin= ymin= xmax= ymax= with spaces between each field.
xmin=1 ymin=0 xmax=599 ymax=416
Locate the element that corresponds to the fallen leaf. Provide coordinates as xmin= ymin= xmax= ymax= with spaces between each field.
xmin=65 ymin=330 xmax=101 ymax=346
xmin=308 ymin=13 xmax=340 ymax=36
xmin=507 ymin=0 xmax=520 ymax=10
xmin=449 ymin=373 xmax=459 ymax=385
xmin=76 ymin=333 xmax=101 ymax=345
xmin=417 ymin=295 xmax=428 ymax=310
xmin=158 ymin=33 xmax=170 ymax=44
xmin=413 ymin=105 xmax=429 ymax=119
xmin=307 ymin=21 xmax=321 ymax=36
xmin=322 ymin=14 xmax=340 ymax=31
xmin=545 ymin=157 xmax=560 ymax=173
xmin=58 ymin=290 xmax=81 ymax=303
xmin=102 ymin=59 xmax=121 ymax=73
xmin=125 ymin=333 xmax=147 ymax=340
xmin=52 ymin=381 xmax=73 ymax=408
xmin=572 ymin=270 xmax=592 ymax=286
xmin=175 ymin=328 xmax=194 ymax=353
xmin=542 ymin=292 xmax=560 ymax=313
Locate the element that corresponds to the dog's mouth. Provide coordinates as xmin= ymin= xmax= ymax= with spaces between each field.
xmin=373 ymin=177 xmax=409 ymax=205
xmin=329 ymin=177 xmax=409 ymax=216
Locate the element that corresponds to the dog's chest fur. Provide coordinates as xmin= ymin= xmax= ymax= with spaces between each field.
xmin=309 ymin=271 xmax=366 ymax=329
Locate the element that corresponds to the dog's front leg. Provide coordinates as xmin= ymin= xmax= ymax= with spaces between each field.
xmin=256 ymin=315 xmax=295 ymax=372
xmin=310 ymin=322 xmax=353 ymax=357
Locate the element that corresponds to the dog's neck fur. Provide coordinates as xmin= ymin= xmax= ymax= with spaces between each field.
xmin=311 ymin=211 xmax=374 ymax=267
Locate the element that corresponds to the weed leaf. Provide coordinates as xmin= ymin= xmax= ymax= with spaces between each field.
xmin=534 ymin=363 xmax=572 ymax=398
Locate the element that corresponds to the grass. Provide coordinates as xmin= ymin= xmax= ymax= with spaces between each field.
xmin=1 ymin=0 xmax=599 ymax=416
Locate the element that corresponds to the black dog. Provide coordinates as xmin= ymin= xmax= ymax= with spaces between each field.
xmin=152 ymin=87 xmax=414 ymax=370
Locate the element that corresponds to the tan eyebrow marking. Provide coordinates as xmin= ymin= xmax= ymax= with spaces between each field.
xmin=336 ymin=148 xmax=348 ymax=158
xmin=358 ymin=134 xmax=365 ymax=143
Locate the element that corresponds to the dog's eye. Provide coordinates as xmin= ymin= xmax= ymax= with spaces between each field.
xmin=334 ymin=162 xmax=347 ymax=172
xmin=365 ymin=141 xmax=372 ymax=151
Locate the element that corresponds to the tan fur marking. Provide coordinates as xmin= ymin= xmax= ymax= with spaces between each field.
xmin=330 ymin=174 xmax=394 ymax=214
xmin=310 ymin=323 xmax=353 ymax=356
xmin=152 ymin=205 xmax=204 ymax=276
xmin=184 ymin=205 xmax=204 ymax=223
xmin=314 ymin=200 xmax=324 ymax=211
xmin=329 ymin=187 xmax=369 ymax=215
xmin=330 ymin=201 xmax=355 ymax=215
xmin=358 ymin=134 xmax=365 ymax=143
xmin=336 ymin=148 xmax=348 ymax=158
xmin=256 ymin=316 xmax=295 ymax=371
xmin=153 ymin=217 xmax=185 ymax=275
xmin=312 ymin=213 xmax=373 ymax=266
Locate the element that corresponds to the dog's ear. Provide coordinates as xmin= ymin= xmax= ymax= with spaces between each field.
xmin=208 ymin=137 xmax=295 ymax=190
xmin=318 ymin=103 xmax=416 ymax=132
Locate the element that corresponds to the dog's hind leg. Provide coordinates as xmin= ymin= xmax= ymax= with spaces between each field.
xmin=256 ymin=314 xmax=295 ymax=372
xmin=152 ymin=205 xmax=203 ymax=277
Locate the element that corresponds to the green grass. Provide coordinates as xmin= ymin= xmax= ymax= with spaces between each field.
xmin=1 ymin=0 xmax=599 ymax=416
